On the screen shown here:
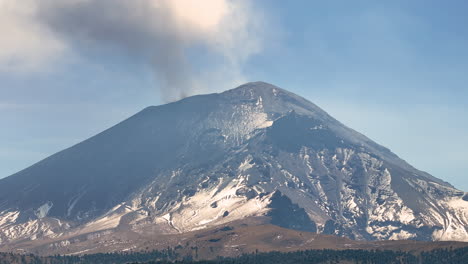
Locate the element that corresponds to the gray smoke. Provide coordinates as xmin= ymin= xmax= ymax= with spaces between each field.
xmin=33 ymin=0 xmax=263 ymax=101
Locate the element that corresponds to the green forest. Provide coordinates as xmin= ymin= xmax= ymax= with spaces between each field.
xmin=1 ymin=247 xmax=467 ymax=264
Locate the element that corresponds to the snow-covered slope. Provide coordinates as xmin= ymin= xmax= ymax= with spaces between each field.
xmin=1 ymin=82 xmax=467 ymax=248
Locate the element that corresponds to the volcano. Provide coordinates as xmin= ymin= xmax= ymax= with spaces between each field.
xmin=1 ymin=82 xmax=467 ymax=254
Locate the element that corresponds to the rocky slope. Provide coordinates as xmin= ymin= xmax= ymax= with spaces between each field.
xmin=0 ymin=82 xmax=467 ymax=253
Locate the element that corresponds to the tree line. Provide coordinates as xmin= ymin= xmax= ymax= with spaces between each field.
xmin=1 ymin=246 xmax=467 ymax=264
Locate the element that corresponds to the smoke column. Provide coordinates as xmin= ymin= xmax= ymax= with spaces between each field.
xmin=1 ymin=0 xmax=264 ymax=101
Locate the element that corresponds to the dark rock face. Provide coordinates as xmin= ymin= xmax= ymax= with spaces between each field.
xmin=267 ymin=191 xmax=317 ymax=233
xmin=463 ymin=194 xmax=468 ymax=202
xmin=267 ymin=112 xmax=351 ymax=152
xmin=0 ymin=82 xmax=467 ymax=245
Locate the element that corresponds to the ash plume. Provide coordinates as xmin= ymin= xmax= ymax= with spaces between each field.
xmin=1 ymin=0 xmax=264 ymax=101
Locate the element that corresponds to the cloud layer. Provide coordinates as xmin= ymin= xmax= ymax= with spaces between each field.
xmin=0 ymin=0 xmax=264 ymax=101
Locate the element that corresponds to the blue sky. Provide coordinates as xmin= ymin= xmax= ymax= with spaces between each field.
xmin=1 ymin=0 xmax=467 ymax=190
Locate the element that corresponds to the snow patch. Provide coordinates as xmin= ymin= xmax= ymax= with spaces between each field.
xmin=238 ymin=156 xmax=254 ymax=172
xmin=161 ymin=177 xmax=271 ymax=233
xmin=35 ymin=202 xmax=53 ymax=219
xmin=0 ymin=211 xmax=20 ymax=227
xmin=432 ymin=197 xmax=468 ymax=242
